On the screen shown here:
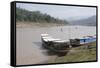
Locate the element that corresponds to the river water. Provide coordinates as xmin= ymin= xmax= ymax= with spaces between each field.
xmin=16 ymin=25 xmax=96 ymax=65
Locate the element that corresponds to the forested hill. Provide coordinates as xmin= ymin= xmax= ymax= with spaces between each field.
xmin=16 ymin=7 xmax=68 ymax=24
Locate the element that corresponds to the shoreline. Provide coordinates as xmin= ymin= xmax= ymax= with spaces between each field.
xmin=16 ymin=22 xmax=96 ymax=28
xmin=16 ymin=22 xmax=68 ymax=28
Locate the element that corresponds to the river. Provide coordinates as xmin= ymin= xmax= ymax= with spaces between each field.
xmin=16 ymin=25 xmax=96 ymax=65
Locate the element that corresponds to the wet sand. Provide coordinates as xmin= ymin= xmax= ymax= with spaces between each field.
xmin=16 ymin=24 xmax=96 ymax=65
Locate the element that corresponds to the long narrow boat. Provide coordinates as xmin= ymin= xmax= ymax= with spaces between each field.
xmin=70 ymin=35 xmax=96 ymax=47
xmin=80 ymin=36 xmax=96 ymax=45
xmin=41 ymin=34 xmax=71 ymax=53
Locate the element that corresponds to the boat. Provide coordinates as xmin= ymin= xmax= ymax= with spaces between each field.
xmin=70 ymin=36 xmax=96 ymax=47
xmin=80 ymin=36 xmax=96 ymax=45
xmin=41 ymin=34 xmax=71 ymax=53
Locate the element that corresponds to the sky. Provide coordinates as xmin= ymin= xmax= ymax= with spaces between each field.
xmin=16 ymin=3 xmax=96 ymax=21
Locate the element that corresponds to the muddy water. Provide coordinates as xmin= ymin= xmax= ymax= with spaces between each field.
xmin=16 ymin=25 xmax=96 ymax=65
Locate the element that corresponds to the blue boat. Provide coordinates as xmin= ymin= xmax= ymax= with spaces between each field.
xmin=80 ymin=36 xmax=96 ymax=44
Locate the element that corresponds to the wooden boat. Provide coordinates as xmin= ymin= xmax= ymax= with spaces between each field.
xmin=80 ymin=36 xmax=96 ymax=45
xmin=70 ymin=35 xmax=96 ymax=47
xmin=41 ymin=34 xmax=71 ymax=53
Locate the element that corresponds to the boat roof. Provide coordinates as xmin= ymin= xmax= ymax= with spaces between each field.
xmin=41 ymin=34 xmax=49 ymax=37
xmin=43 ymin=37 xmax=61 ymax=41
xmin=41 ymin=34 xmax=68 ymax=42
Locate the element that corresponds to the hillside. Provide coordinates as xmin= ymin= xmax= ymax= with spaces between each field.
xmin=69 ymin=16 xmax=96 ymax=26
xmin=16 ymin=7 xmax=68 ymax=24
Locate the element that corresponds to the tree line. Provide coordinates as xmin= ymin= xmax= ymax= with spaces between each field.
xmin=16 ymin=7 xmax=68 ymax=24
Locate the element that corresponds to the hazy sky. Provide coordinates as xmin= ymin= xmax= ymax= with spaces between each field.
xmin=16 ymin=3 xmax=96 ymax=21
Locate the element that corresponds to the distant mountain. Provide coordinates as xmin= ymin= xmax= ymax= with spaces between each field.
xmin=69 ymin=16 xmax=96 ymax=26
